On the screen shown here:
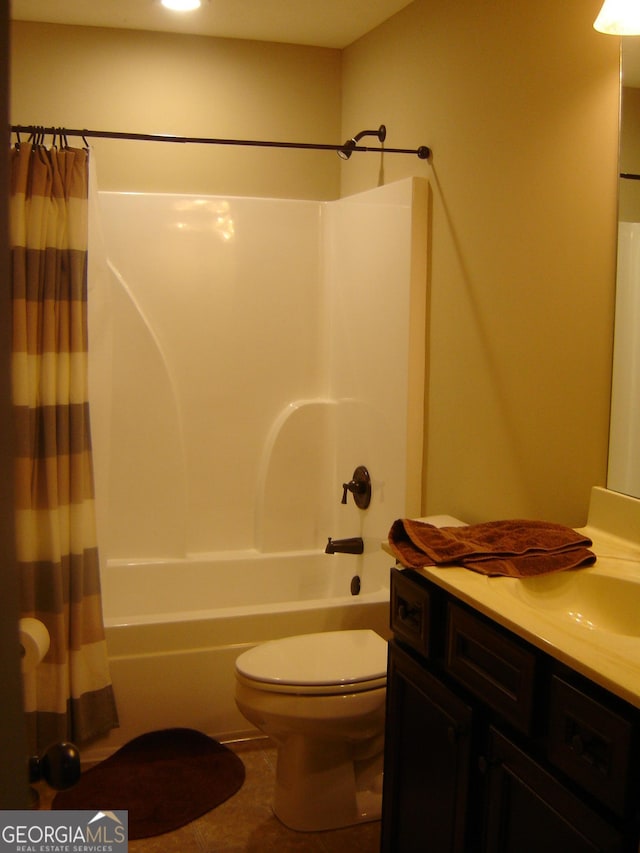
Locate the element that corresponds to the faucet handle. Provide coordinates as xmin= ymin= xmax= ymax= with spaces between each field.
xmin=339 ymin=466 xmax=371 ymax=509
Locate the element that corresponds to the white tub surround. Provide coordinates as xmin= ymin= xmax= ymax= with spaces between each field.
xmin=88 ymin=178 xmax=428 ymax=563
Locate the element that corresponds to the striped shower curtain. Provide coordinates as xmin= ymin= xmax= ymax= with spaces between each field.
xmin=10 ymin=141 xmax=118 ymax=754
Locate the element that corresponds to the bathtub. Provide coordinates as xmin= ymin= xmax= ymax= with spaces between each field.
xmin=85 ymin=550 xmax=391 ymax=763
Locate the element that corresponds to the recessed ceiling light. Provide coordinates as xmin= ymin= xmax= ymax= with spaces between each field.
xmin=161 ymin=0 xmax=202 ymax=12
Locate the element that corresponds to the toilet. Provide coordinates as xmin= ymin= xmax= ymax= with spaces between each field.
xmin=234 ymin=628 xmax=388 ymax=832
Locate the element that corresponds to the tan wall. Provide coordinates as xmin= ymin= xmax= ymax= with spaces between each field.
xmin=341 ymin=0 xmax=621 ymax=526
xmin=10 ymin=1 xmax=622 ymax=527
xmin=10 ymin=21 xmax=342 ymax=199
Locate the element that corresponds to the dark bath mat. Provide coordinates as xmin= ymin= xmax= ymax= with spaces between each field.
xmin=52 ymin=727 xmax=245 ymax=839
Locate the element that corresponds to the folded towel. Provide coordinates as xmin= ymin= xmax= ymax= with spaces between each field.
xmin=388 ymin=518 xmax=596 ymax=578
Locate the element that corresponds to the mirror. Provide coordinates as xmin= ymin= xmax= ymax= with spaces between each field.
xmin=607 ymin=40 xmax=640 ymax=499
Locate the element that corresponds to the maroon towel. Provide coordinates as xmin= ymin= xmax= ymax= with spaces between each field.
xmin=388 ymin=518 xmax=595 ymax=578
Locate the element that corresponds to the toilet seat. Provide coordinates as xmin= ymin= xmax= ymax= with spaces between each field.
xmin=235 ymin=629 xmax=387 ymax=695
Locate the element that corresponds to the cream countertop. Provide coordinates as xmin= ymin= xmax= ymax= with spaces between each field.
xmin=387 ymin=487 xmax=640 ymax=709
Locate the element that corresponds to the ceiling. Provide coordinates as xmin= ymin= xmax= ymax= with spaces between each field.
xmin=9 ymin=0 xmax=415 ymax=49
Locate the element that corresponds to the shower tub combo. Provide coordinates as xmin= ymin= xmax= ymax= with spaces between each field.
xmin=85 ymin=179 xmax=427 ymax=762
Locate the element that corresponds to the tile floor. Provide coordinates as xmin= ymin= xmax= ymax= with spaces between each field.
xmin=38 ymin=738 xmax=381 ymax=853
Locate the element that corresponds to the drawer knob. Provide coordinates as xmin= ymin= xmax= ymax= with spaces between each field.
xmin=398 ymin=600 xmax=421 ymax=628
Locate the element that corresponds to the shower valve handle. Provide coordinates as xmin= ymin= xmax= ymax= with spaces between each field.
xmin=342 ymin=480 xmax=364 ymax=502
xmin=340 ymin=466 xmax=371 ymax=509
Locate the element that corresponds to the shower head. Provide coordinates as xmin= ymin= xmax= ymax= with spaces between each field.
xmin=338 ymin=125 xmax=387 ymax=160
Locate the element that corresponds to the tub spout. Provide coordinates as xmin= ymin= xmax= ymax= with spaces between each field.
xmin=325 ymin=537 xmax=364 ymax=555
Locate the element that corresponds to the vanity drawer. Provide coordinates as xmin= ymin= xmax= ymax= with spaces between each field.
xmin=390 ymin=569 xmax=432 ymax=659
xmin=445 ymin=602 xmax=537 ymax=734
xmin=547 ymin=676 xmax=633 ymax=817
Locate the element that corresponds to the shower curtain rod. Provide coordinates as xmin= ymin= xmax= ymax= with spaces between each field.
xmin=10 ymin=124 xmax=431 ymax=160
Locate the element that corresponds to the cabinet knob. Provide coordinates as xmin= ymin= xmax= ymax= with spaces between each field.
xmin=571 ymin=734 xmax=584 ymax=755
xmin=447 ymin=722 xmax=467 ymax=744
xmin=477 ymin=755 xmax=499 ymax=774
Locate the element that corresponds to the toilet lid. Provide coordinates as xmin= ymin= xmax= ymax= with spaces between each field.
xmin=235 ymin=629 xmax=387 ymax=691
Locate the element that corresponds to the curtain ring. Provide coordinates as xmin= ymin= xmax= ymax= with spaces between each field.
xmin=27 ymin=127 xmax=40 ymax=148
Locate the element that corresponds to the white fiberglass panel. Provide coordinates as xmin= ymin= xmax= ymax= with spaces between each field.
xmin=88 ymin=180 xmax=427 ymax=562
xmin=91 ymin=193 xmax=323 ymax=558
xmin=322 ymin=178 xmax=428 ymax=551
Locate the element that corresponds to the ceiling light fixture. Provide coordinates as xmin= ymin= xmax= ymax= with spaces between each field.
xmin=160 ymin=0 xmax=202 ymax=12
xmin=593 ymin=0 xmax=640 ymax=35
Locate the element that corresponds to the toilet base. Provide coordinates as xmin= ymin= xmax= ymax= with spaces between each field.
xmin=272 ymin=733 xmax=384 ymax=832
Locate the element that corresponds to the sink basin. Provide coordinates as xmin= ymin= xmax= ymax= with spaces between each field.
xmin=492 ymin=569 xmax=640 ymax=637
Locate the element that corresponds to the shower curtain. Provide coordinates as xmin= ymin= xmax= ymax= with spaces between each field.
xmin=10 ymin=141 xmax=118 ymax=754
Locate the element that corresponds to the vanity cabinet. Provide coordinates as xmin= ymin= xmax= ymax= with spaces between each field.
xmin=382 ymin=640 xmax=472 ymax=852
xmin=381 ymin=568 xmax=640 ymax=853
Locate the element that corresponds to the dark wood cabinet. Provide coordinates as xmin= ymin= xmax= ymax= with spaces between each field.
xmin=381 ymin=641 xmax=473 ymax=852
xmin=484 ymin=728 xmax=623 ymax=853
xmin=381 ymin=569 xmax=639 ymax=853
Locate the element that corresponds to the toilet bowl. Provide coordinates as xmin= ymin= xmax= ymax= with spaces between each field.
xmin=234 ymin=628 xmax=387 ymax=832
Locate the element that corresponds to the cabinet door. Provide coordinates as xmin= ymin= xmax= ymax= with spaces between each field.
xmin=484 ymin=728 xmax=623 ymax=853
xmin=381 ymin=641 xmax=473 ymax=853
